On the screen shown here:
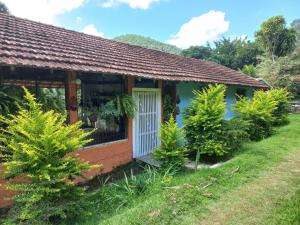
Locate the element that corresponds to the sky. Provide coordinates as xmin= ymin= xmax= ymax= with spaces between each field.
xmin=2 ymin=0 xmax=300 ymax=48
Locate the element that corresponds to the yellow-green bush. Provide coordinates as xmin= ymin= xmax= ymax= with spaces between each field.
xmin=183 ymin=84 xmax=228 ymax=158
xmin=234 ymin=88 xmax=290 ymax=141
xmin=234 ymin=90 xmax=277 ymax=140
xmin=154 ymin=115 xmax=187 ymax=170
xmin=268 ymin=88 xmax=290 ymax=125
xmin=0 ymin=88 xmax=97 ymax=224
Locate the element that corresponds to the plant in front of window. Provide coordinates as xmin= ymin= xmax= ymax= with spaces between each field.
xmin=183 ymin=84 xmax=228 ymax=169
xmin=114 ymin=94 xmax=137 ymax=118
xmin=154 ymin=115 xmax=188 ymax=171
xmin=0 ymin=88 xmax=97 ymax=224
xmin=90 ymin=94 xmax=137 ymax=121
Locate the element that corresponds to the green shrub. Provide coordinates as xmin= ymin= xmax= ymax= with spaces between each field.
xmin=183 ymin=84 xmax=228 ymax=164
xmin=221 ymin=117 xmax=250 ymax=154
xmin=268 ymin=88 xmax=290 ymax=126
xmin=154 ymin=115 xmax=187 ymax=170
xmin=0 ymin=88 xmax=97 ymax=224
xmin=234 ymin=90 xmax=277 ymax=141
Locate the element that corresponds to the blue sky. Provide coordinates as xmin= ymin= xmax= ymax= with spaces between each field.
xmin=3 ymin=0 xmax=300 ymax=48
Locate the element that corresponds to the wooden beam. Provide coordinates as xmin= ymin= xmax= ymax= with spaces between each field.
xmin=65 ymin=71 xmax=78 ymax=124
xmin=158 ymin=80 xmax=163 ymax=122
xmin=127 ymin=76 xmax=134 ymax=159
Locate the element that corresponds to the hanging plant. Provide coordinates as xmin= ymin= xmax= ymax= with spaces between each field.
xmin=116 ymin=94 xmax=137 ymax=118
xmin=83 ymin=94 xmax=137 ymax=122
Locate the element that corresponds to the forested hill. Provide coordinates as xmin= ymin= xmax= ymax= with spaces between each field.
xmin=113 ymin=34 xmax=182 ymax=55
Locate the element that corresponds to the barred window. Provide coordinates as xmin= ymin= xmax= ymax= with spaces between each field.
xmin=79 ymin=73 xmax=127 ymax=146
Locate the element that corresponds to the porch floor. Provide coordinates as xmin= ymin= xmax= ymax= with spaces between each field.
xmin=136 ymin=154 xmax=160 ymax=167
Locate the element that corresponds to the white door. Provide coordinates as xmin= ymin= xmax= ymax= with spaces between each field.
xmin=133 ymin=88 xmax=161 ymax=158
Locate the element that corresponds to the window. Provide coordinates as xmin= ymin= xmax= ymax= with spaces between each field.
xmin=79 ymin=73 xmax=127 ymax=146
xmin=236 ymin=88 xmax=247 ymax=98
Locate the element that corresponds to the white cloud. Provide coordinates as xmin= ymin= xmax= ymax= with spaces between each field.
xmin=166 ymin=10 xmax=230 ymax=48
xmin=82 ymin=24 xmax=104 ymax=37
xmin=100 ymin=0 xmax=160 ymax=9
xmin=2 ymin=0 xmax=85 ymax=24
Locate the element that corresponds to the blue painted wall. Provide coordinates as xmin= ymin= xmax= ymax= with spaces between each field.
xmin=175 ymin=82 xmax=254 ymax=127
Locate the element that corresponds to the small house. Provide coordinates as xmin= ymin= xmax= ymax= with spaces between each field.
xmin=0 ymin=13 xmax=267 ymax=207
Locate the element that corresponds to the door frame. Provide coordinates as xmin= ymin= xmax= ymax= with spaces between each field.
xmin=132 ymin=88 xmax=162 ymax=158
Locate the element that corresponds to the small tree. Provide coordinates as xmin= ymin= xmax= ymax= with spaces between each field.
xmin=183 ymin=84 xmax=228 ymax=168
xmin=0 ymin=88 xmax=96 ymax=224
xmin=154 ymin=115 xmax=187 ymax=170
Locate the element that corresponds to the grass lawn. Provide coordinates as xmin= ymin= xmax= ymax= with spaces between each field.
xmin=70 ymin=114 xmax=300 ymax=225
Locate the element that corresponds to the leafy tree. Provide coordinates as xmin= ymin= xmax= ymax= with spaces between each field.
xmin=181 ymin=45 xmax=213 ymax=60
xmin=212 ymin=37 xmax=262 ymax=70
xmin=0 ymin=88 xmax=96 ymax=224
xmin=291 ymin=19 xmax=300 ymax=50
xmin=182 ymin=38 xmax=262 ymax=70
xmin=257 ymin=55 xmax=300 ymax=98
xmin=255 ymin=16 xmax=297 ymax=61
xmin=291 ymin=19 xmax=300 ymax=33
xmin=114 ymin=34 xmax=182 ymax=55
xmin=0 ymin=1 xmax=9 ymax=14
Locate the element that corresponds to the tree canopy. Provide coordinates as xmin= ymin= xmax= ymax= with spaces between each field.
xmin=181 ymin=45 xmax=213 ymax=60
xmin=255 ymin=16 xmax=297 ymax=60
xmin=0 ymin=1 xmax=9 ymax=14
xmin=291 ymin=19 xmax=300 ymax=49
xmin=181 ymin=38 xmax=262 ymax=70
xmin=291 ymin=19 xmax=300 ymax=33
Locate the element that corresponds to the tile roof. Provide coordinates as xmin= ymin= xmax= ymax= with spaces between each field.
xmin=0 ymin=13 xmax=267 ymax=88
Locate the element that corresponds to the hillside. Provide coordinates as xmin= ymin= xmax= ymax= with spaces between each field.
xmin=114 ymin=34 xmax=182 ymax=55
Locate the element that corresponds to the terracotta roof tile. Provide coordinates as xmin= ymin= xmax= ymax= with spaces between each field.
xmin=0 ymin=13 xmax=268 ymax=88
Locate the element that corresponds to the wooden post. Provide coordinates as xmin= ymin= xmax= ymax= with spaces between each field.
xmin=171 ymin=82 xmax=177 ymax=118
xmin=127 ymin=76 xmax=134 ymax=158
xmin=65 ymin=71 xmax=78 ymax=124
xmin=158 ymin=80 xmax=163 ymax=122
